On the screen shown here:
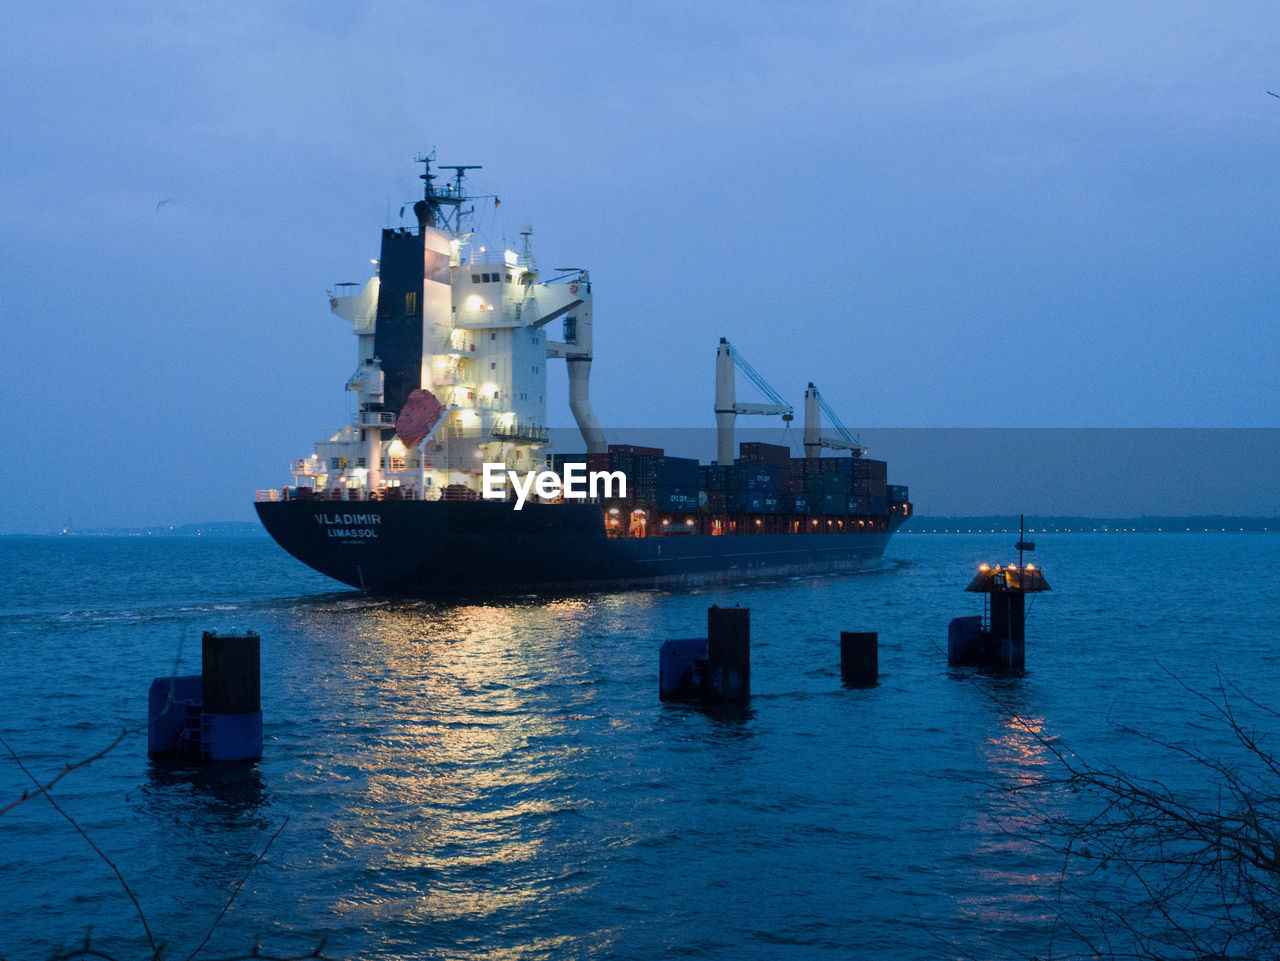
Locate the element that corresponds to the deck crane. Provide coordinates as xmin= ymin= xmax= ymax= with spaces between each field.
xmin=714 ymin=338 xmax=794 ymax=465
xmin=803 ymin=383 xmax=864 ymax=459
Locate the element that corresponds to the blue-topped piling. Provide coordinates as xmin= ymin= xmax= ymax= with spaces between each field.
xmin=200 ymin=631 xmax=262 ymax=760
xmin=660 ymin=606 xmax=750 ymax=703
xmin=147 ymin=631 xmax=262 ymax=761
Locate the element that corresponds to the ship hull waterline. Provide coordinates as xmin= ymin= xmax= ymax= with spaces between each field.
xmin=255 ymin=500 xmax=904 ymax=595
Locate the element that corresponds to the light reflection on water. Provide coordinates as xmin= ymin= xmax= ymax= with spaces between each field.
xmin=1 ymin=534 xmax=1279 ymax=959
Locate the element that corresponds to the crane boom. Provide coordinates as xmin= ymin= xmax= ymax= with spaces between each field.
xmin=715 ymin=338 xmax=793 ymax=464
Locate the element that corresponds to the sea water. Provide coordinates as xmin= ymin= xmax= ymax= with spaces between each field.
xmin=1 ymin=532 xmax=1278 ymax=960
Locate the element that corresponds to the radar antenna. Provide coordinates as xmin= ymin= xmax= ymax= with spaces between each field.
xmin=411 ymin=154 xmax=479 ymax=235
xmin=439 ymin=164 xmax=481 ymax=197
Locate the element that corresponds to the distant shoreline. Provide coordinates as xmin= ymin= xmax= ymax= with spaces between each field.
xmin=901 ymin=515 xmax=1276 ymax=533
xmin=3 ymin=516 xmax=1275 ymax=537
xmin=4 ymin=522 xmax=267 ymax=538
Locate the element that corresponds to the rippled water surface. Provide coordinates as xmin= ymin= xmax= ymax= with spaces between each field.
xmin=2 ymin=532 xmax=1278 ymax=959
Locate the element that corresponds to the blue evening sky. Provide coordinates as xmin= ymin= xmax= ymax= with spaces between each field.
xmin=2 ymin=2 xmax=1277 ymax=532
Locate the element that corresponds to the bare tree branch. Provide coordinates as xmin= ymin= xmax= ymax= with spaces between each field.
xmin=0 ymin=735 xmax=160 ymax=957
xmin=981 ymin=678 xmax=1280 ymax=960
xmin=186 ymin=817 xmax=291 ymax=961
xmin=0 ymin=728 xmax=136 ymax=817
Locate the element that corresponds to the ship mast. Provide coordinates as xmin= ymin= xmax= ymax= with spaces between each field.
xmin=413 ymin=153 xmax=479 ymax=236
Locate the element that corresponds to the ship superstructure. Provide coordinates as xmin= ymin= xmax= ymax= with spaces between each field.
xmin=291 ymin=157 xmax=603 ymax=503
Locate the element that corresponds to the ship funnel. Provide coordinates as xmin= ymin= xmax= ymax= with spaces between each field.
xmin=413 ymin=199 xmax=432 ymax=231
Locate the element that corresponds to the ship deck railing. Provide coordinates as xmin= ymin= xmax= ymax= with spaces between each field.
xmin=290 ymin=458 xmax=324 ymax=476
xmin=454 ymin=309 xmax=519 ymax=330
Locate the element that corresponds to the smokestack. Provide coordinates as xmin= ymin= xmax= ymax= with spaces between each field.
xmin=413 ymin=199 xmax=432 ymax=231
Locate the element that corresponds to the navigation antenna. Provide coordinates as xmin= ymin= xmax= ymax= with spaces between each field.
xmin=412 ymin=152 xmax=480 ymax=235
xmin=438 ymin=164 xmax=480 ymax=236
xmin=1015 ymin=513 xmax=1035 ymax=577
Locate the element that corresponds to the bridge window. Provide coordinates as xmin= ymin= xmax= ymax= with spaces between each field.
xmin=471 ymin=274 xmax=481 ymax=283
xmin=564 ymin=315 xmax=577 ymax=341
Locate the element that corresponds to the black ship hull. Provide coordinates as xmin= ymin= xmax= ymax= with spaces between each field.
xmin=255 ymin=499 xmax=904 ymax=595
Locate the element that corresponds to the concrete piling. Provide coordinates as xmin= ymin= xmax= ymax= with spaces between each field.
xmin=659 ymin=606 xmax=750 ymax=704
xmin=200 ymin=631 xmax=263 ymax=761
xmin=946 ymin=615 xmax=983 ymax=666
xmin=840 ymin=631 xmax=878 ymax=686
xmin=147 ymin=630 xmax=263 ymax=761
xmin=201 ymin=631 xmax=261 ymax=714
xmin=147 ymin=674 xmax=201 ymax=756
xmin=659 ymin=638 xmax=708 ymax=702
xmin=949 ymin=559 xmax=1049 ymax=670
xmin=707 ymin=605 xmax=750 ymax=702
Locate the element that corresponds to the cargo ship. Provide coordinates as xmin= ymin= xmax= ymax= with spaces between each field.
xmin=254 ymin=156 xmax=912 ymax=594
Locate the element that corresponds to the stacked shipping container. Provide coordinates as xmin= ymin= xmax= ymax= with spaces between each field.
xmin=552 ymin=442 xmax=909 ymax=519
